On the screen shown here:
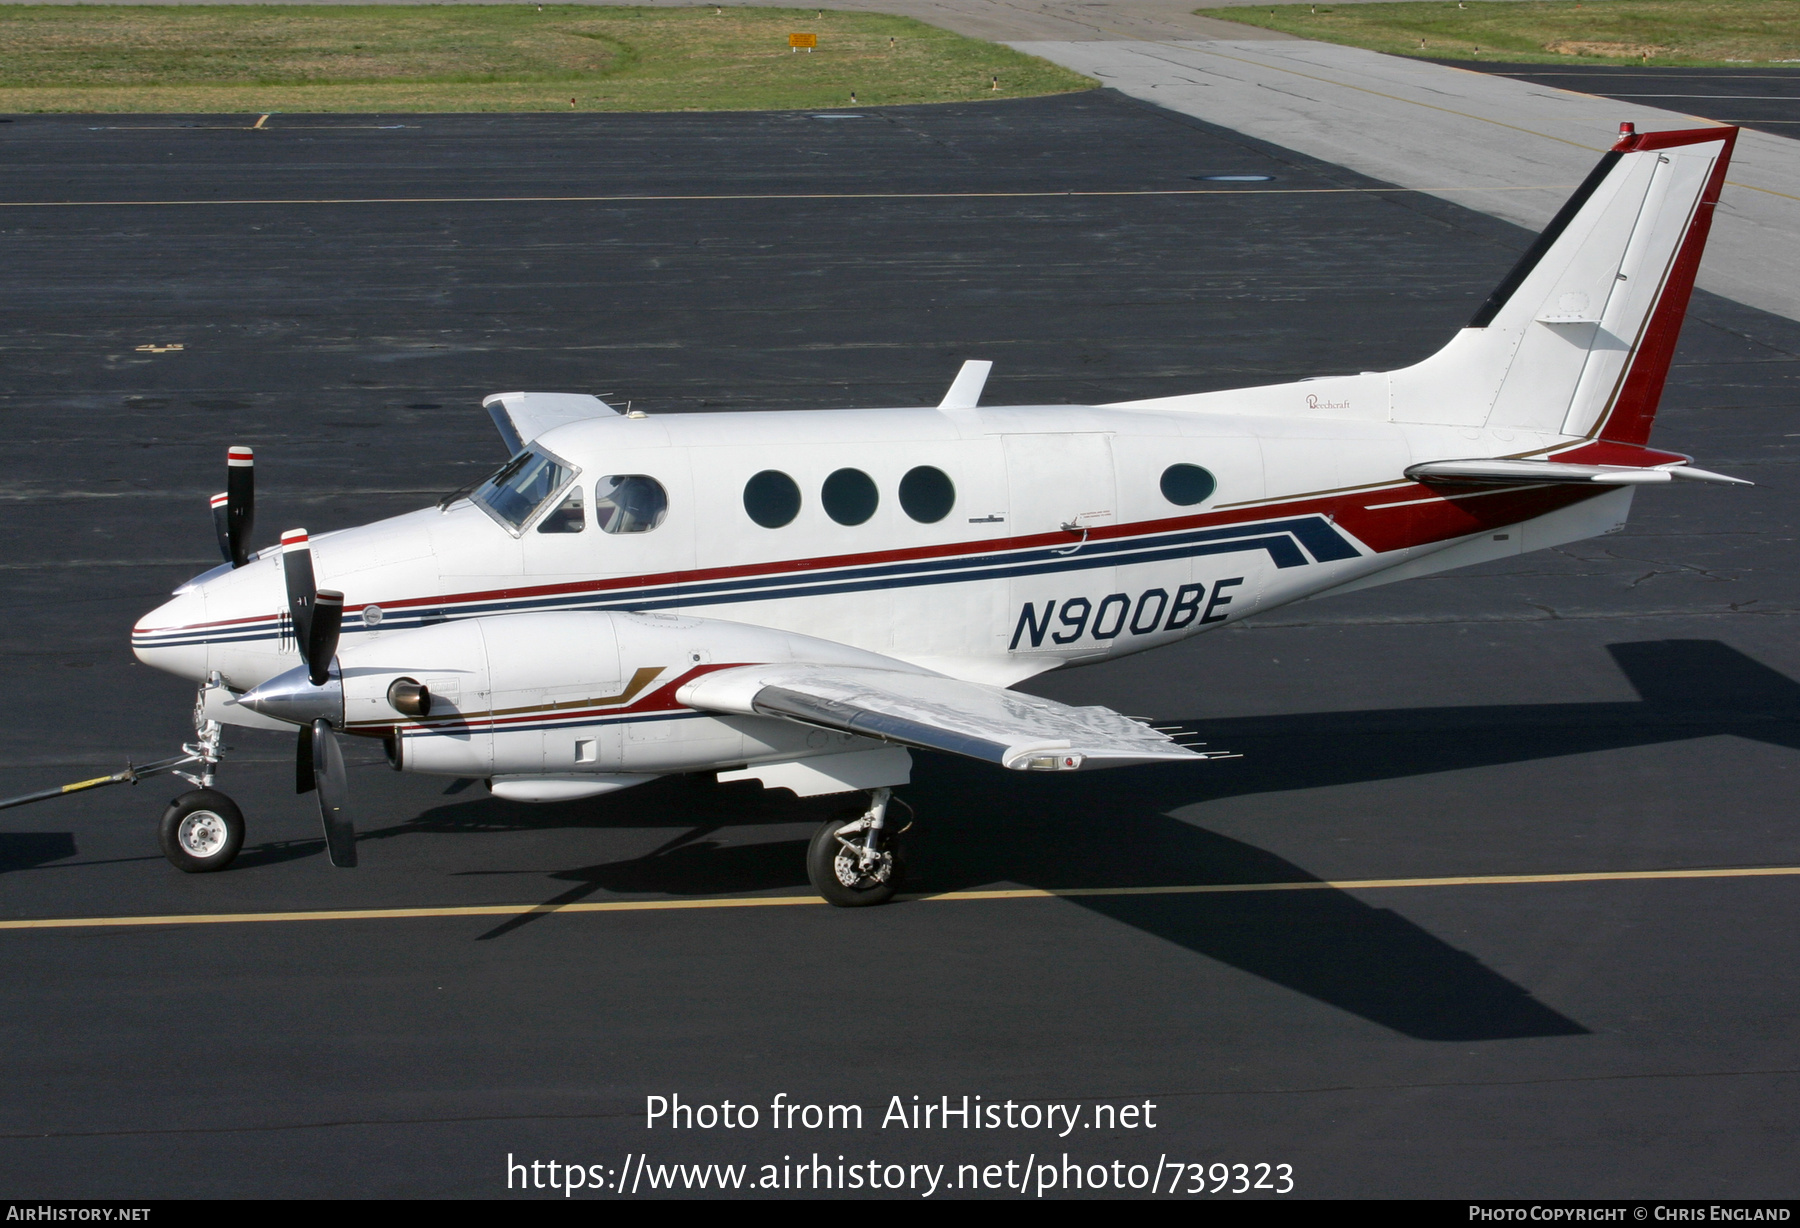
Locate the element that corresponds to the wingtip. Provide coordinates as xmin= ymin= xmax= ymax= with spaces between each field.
xmin=1669 ymin=466 xmax=1755 ymax=487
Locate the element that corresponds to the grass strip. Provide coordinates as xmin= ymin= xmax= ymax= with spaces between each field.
xmin=1198 ymin=1 xmax=1800 ymax=68
xmin=0 ymin=4 xmax=1095 ymax=112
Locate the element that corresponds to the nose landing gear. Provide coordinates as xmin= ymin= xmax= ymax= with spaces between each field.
xmin=806 ymin=786 xmax=912 ymax=907
xmin=158 ymin=677 xmax=245 ymax=873
xmin=159 ymin=789 xmax=245 ymax=873
xmin=0 ymin=675 xmax=247 ymax=873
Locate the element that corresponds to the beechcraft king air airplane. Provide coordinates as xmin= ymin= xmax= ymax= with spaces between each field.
xmin=14 ymin=123 xmax=1752 ymax=905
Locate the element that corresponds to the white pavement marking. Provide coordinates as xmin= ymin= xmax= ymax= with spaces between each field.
xmin=1011 ymin=37 xmax=1800 ymax=324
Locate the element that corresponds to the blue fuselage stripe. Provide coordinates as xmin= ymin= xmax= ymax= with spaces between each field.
xmin=136 ymin=514 xmax=1355 ymax=649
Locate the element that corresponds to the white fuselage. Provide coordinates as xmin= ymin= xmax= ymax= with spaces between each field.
xmin=125 ymin=125 xmax=1739 ymax=798
xmin=127 ymin=396 xmax=1644 ymax=796
xmin=134 ymin=400 xmax=1626 ymax=709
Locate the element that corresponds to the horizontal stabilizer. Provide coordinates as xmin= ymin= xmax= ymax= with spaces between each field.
xmin=679 ymin=664 xmax=1206 ymax=771
xmin=1406 ymin=458 xmax=1752 ymax=487
xmin=482 ymin=391 xmax=618 ymax=454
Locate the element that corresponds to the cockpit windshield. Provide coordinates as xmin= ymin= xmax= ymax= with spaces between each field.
xmin=471 ymin=447 xmax=573 ymax=532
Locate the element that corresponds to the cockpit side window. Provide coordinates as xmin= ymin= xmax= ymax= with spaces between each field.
xmin=537 ymin=486 xmax=585 ymax=534
xmin=594 ymin=475 xmax=668 ymax=534
xmin=472 ymin=447 xmax=574 ymax=533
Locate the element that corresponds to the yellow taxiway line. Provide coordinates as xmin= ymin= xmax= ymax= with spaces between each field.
xmin=1 ymin=864 xmax=1795 ymax=932
xmin=0 ymin=185 xmax=1571 ymax=209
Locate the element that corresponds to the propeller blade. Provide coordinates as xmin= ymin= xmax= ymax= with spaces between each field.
xmin=307 ymin=590 xmax=343 ymax=687
xmin=312 ymin=718 xmax=356 ymax=867
xmin=295 ymin=720 xmax=316 ymax=794
xmin=281 ymin=528 xmax=316 ymax=656
xmin=226 ymin=446 xmax=255 ymax=567
xmin=210 ymin=493 xmax=232 ymax=565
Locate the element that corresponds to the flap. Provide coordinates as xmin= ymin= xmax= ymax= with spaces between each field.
xmin=679 ymin=664 xmax=1204 ymax=771
xmin=1406 ymin=458 xmax=1751 ymax=487
xmin=482 ymin=391 xmax=618 ymax=454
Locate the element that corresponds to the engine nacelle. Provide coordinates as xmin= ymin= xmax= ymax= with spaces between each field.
xmin=334 ymin=610 xmax=895 ymax=779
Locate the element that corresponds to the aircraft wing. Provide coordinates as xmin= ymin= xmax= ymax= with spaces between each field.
xmin=482 ymin=391 xmax=618 ymax=454
xmin=678 ymin=665 xmax=1210 ymax=771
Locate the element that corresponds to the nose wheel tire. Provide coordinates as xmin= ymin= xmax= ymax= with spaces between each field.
xmin=807 ymin=806 xmax=904 ymax=908
xmin=159 ymin=789 xmax=245 ymax=873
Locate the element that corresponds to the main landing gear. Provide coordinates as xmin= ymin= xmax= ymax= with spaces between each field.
xmin=806 ymin=786 xmax=913 ymax=908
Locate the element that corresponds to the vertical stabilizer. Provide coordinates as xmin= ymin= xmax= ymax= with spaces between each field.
xmin=1389 ymin=125 xmax=1737 ymax=443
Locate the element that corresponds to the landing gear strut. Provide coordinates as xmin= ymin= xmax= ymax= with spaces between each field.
xmin=0 ymin=675 xmax=247 ymax=871
xmin=807 ymin=787 xmax=911 ymax=907
xmin=159 ymin=677 xmax=244 ymax=873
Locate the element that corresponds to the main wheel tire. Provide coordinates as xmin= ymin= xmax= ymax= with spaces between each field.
xmin=159 ymin=789 xmax=245 ymax=873
xmin=807 ymin=807 xmax=904 ymax=907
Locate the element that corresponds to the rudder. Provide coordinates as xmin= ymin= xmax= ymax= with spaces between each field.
xmin=1389 ymin=124 xmax=1737 ymax=444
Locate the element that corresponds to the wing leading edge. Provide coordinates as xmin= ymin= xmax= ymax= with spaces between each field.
xmin=678 ymin=665 xmax=1213 ymax=771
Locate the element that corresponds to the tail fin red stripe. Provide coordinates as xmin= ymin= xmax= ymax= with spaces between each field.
xmin=1597 ymin=126 xmax=1738 ymax=446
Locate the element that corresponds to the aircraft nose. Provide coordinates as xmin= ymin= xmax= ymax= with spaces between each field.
xmin=131 ymin=588 xmax=211 ymax=681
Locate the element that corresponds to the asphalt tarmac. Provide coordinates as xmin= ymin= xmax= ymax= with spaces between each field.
xmin=1454 ymin=61 xmax=1800 ymax=140
xmin=1 ymin=91 xmax=1797 ymax=1199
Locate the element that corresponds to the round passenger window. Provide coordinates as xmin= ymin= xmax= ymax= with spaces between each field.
xmin=898 ymin=465 xmax=955 ymax=524
xmin=1160 ymin=463 xmax=1216 ymax=507
xmin=821 ymin=468 xmax=878 ymax=526
xmin=743 ymin=469 xmax=801 ymax=528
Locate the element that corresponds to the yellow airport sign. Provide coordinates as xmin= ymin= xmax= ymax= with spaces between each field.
xmin=789 ymin=32 xmax=817 ymax=49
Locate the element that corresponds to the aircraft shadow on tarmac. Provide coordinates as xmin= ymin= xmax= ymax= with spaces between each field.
xmin=358 ymin=639 xmax=1800 ymax=1042
xmin=0 ymin=832 xmax=77 ymax=874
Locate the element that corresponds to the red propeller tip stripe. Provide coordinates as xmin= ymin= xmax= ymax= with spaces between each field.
xmin=227 ymin=447 xmax=254 ymax=466
xmin=210 ymin=493 xmax=228 ymax=507
xmin=280 ymin=529 xmax=309 ymax=548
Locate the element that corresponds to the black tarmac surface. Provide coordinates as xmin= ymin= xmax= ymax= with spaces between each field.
xmin=1 ymin=91 xmax=1797 ymax=1199
xmin=1450 ymin=61 xmax=1800 ymax=138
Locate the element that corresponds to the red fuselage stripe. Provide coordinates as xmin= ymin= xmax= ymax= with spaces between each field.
xmin=138 ymin=445 xmax=1647 ymax=637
